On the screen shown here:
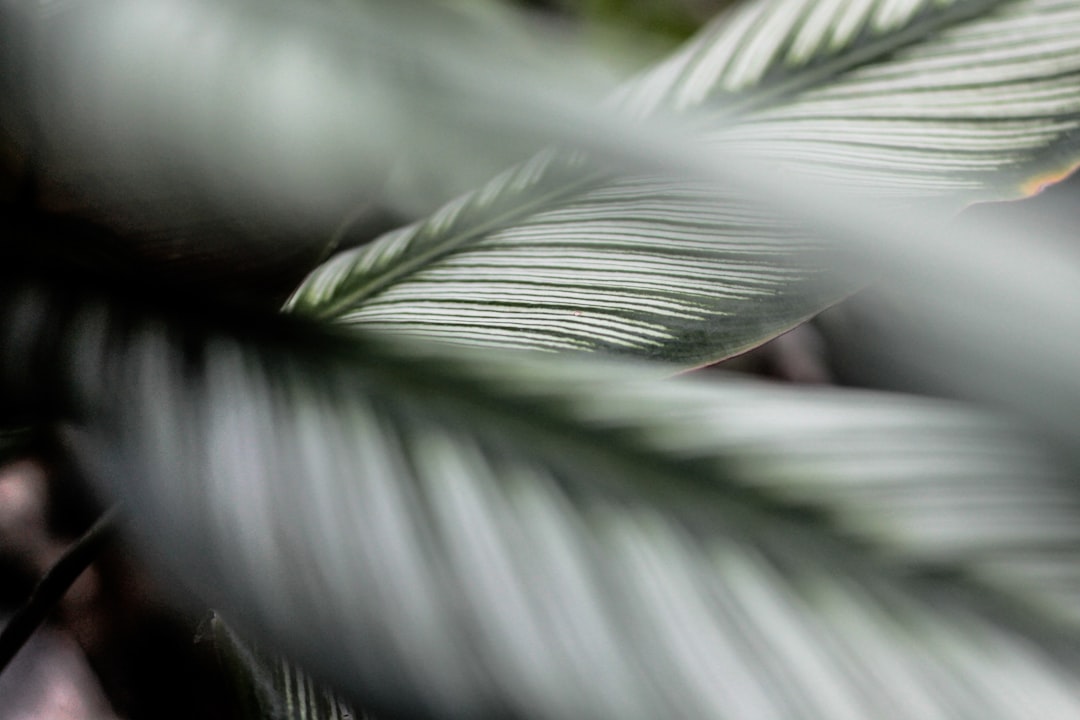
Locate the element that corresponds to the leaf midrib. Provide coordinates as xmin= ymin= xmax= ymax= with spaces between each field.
xmin=302 ymin=172 xmax=604 ymax=320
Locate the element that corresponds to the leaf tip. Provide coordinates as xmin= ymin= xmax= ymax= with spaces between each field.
xmin=1018 ymin=160 xmax=1080 ymax=198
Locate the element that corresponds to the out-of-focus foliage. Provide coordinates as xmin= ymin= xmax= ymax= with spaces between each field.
xmin=523 ymin=0 xmax=736 ymax=58
xmin=4 ymin=1 xmax=1080 ymax=720
xmin=9 ymin=264 xmax=1080 ymax=719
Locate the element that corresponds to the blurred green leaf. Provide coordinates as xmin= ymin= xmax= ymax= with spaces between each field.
xmin=3 ymin=0 xmax=626 ymax=259
xmin=5 ymin=2 xmax=1080 ymax=720
xmin=8 ymin=267 xmax=1080 ymax=720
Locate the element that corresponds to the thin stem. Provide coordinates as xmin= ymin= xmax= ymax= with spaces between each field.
xmin=0 ymin=504 xmax=120 ymax=675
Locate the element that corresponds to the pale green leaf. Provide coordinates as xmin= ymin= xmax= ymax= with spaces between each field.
xmin=9 ymin=271 xmax=1080 ymax=720
xmin=5 ymin=0 xmax=623 ymax=248
xmin=288 ymin=0 xmax=1080 ymax=364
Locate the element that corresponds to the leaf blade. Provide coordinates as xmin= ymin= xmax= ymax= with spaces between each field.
xmin=289 ymin=0 xmax=1080 ymax=363
xmin=11 ymin=271 xmax=1080 ymax=720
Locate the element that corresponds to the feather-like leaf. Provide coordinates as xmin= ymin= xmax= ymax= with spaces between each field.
xmin=8 ymin=270 xmax=1080 ymax=720
xmin=288 ymin=0 xmax=1080 ymax=364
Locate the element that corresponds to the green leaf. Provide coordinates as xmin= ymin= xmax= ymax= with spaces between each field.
xmin=204 ymin=612 xmax=364 ymax=720
xmin=287 ymin=0 xmax=1080 ymax=364
xmin=5 ymin=0 xmax=623 ymax=255
xmin=10 ymin=272 xmax=1080 ymax=720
